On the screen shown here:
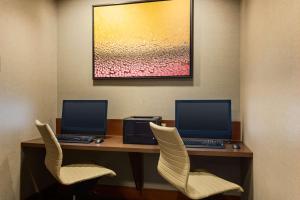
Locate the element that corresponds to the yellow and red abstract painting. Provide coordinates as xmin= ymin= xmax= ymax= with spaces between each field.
xmin=93 ymin=0 xmax=192 ymax=79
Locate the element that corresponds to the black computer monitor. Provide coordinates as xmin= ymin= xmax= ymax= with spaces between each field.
xmin=61 ymin=100 xmax=108 ymax=136
xmin=175 ymin=100 xmax=232 ymax=140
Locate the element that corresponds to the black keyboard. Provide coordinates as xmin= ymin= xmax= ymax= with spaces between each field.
xmin=56 ymin=134 xmax=95 ymax=144
xmin=182 ymin=138 xmax=225 ymax=149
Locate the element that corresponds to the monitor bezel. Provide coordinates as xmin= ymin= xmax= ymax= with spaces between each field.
xmin=175 ymin=100 xmax=232 ymax=140
xmin=61 ymin=100 xmax=108 ymax=136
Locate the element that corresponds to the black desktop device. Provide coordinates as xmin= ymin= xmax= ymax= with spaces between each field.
xmin=58 ymin=100 xmax=108 ymax=143
xmin=123 ymin=116 xmax=162 ymax=145
xmin=175 ymin=100 xmax=232 ymax=148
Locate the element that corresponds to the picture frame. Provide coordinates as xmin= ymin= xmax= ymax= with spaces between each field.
xmin=92 ymin=0 xmax=194 ymax=79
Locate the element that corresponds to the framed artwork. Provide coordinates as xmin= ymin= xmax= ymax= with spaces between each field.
xmin=93 ymin=0 xmax=193 ymax=79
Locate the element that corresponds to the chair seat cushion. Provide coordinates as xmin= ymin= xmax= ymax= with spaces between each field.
xmin=59 ymin=164 xmax=116 ymax=185
xmin=185 ymin=171 xmax=243 ymax=199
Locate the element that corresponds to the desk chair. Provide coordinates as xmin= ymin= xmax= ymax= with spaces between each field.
xmin=35 ymin=120 xmax=116 ymax=199
xmin=149 ymin=122 xmax=243 ymax=200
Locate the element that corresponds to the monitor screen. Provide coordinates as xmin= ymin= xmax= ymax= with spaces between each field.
xmin=175 ymin=100 xmax=232 ymax=140
xmin=61 ymin=100 xmax=108 ymax=136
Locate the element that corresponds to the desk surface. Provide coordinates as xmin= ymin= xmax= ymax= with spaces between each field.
xmin=21 ymin=135 xmax=253 ymax=158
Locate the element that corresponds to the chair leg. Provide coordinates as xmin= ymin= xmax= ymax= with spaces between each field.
xmin=49 ymin=179 xmax=98 ymax=200
xmin=72 ymin=179 xmax=99 ymax=200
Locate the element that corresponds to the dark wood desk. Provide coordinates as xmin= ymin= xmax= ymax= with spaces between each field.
xmin=22 ymin=135 xmax=252 ymax=157
xmin=22 ymin=119 xmax=252 ymax=200
xmin=21 ymin=135 xmax=253 ymax=200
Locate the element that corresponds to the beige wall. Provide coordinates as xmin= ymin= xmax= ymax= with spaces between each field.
xmin=56 ymin=0 xmax=241 ymax=191
xmin=57 ymin=0 xmax=241 ymax=120
xmin=0 ymin=0 xmax=57 ymax=199
xmin=240 ymin=0 xmax=300 ymax=199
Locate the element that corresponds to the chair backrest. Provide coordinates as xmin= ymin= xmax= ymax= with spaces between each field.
xmin=35 ymin=120 xmax=62 ymax=181
xmin=150 ymin=122 xmax=190 ymax=193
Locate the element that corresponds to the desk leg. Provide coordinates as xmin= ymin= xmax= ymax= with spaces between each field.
xmin=128 ymin=152 xmax=144 ymax=191
xmin=241 ymin=157 xmax=253 ymax=200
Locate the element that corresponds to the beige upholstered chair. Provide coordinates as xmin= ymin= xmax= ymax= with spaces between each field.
xmin=150 ymin=122 xmax=243 ymax=200
xmin=35 ymin=120 xmax=116 ymax=198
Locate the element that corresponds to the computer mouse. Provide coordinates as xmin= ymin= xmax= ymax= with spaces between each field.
xmin=232 ymin=144 xmax=240 ymax=150
xmin=95 ymin=138 xmax=103 ymax=144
